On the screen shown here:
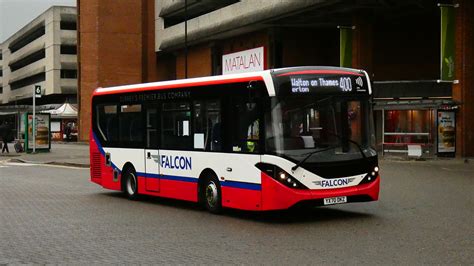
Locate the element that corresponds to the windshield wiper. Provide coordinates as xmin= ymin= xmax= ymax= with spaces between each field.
xmin=291 ymin=146 xmax=338 ymax=172
xmin=290 ymin=133 xmax=367 ymax=172
xmin=326 ymin=131 xmax=367 ymax=160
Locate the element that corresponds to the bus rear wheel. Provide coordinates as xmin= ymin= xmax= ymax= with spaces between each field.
xmin=123 ymin=167 xmax=139 ymax=200
xmin=202 ymin=176 xmax=222 ymax=214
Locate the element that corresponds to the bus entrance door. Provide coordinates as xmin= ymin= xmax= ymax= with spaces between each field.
xmin=145 ymin=149 xmax=160 ymax=192
xmin=144 ymin=105 xmax=160 ymax=192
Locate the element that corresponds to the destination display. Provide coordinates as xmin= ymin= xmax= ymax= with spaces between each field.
xmin=274 ymin=74 xmax=369 ymax=96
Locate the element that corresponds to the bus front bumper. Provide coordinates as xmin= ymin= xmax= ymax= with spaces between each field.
xmin=260 ymin=172 xmax=380 ymax=211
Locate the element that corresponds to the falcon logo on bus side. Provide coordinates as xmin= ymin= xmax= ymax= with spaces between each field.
xmin=160 ymin=155 xmax=192 ymax=170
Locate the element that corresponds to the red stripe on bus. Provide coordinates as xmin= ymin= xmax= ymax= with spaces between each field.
xmin=221 ymin=186 xmax=262 ymax=211
xmin=93 ymin=76 xmax=264 ymax=96
xmin=137 ymin=177 xmax=198 ymax=202
xmin=276 ymin=70 xmax=364 ymax=77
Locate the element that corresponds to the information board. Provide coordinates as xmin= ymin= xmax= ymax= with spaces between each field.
xmin=25 ymin=113 xmax=51 ymax=152
xmin=437 ymin=110 xmax=455 ymax=155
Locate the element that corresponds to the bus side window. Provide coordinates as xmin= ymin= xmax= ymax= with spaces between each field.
xmin=193 ymin=100 xmax=221 ymax=151
xmin=97 ymin=104 xmax=118 ymax=142
xmin=230 ymin=98 xmax=260 ymax=153
xmin=120 ymin=104 xmax=143 ymax=146
xmin=161 ymin=102 xmax=192 ymax=150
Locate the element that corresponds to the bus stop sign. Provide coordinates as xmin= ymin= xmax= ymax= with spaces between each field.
xmin=35 ymin=85 xmax=41 ymax=98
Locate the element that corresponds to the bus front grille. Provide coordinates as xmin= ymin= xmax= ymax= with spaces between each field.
xmin=91 ymin=152 xmax=102 ymax=179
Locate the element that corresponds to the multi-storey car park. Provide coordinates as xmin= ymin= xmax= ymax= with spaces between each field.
xmin=0 ymin=6 xmax=77 ymax=139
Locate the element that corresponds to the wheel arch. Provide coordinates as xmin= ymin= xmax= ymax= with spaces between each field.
xmin=121 ymin=162 xmax=136 ymax=192
xmin=198 ymin=168 xmax=219 ymax=201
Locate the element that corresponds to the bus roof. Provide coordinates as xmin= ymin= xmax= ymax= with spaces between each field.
xmin=93 ymin=66 xmax=369 ymax=97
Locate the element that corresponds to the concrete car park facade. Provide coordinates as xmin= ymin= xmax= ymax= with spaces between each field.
xmin=0 ymin=6 xmax=78 ymax=140
xmin=0 ymin=6 xmax=77 ymax=106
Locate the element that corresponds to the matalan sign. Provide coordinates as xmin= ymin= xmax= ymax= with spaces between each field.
xmin=222 ymin=47 xmax=265 ymax=75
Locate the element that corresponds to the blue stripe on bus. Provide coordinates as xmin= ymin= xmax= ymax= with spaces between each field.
xmin=162 ymin=175 xmax=198 ymax=183
xmin=221 ymin=180 xmax=261 ymax=191
xmin=138 ymin=172 xmax=198 ymax=183
xmin=138 ymin=172 xmax=261 ymax=190
xmin=138 ymin=172 xmax=161 ymax=179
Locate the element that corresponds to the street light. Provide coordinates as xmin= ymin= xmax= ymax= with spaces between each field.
xmin=33 ymin=85 xmax=42 ymax=153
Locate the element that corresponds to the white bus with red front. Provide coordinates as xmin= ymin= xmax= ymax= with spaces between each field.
xmin=90 ymin=66 xmax=380 ymax=213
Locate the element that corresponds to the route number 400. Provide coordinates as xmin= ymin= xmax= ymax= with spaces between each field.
xmin=339 ymin=77 xmax=352 ymax=92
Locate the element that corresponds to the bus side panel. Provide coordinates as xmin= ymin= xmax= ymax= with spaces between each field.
xmin=99 ymin=158 xmax=120 ymax=191
xmin=90 ymin=131 xmax=102 ymax=186
xmin=221 ymin=186 xmax=262 ymax=211
xmin=137 ymin=176 xmax=150 ymax=195
xmin=156 ymin=179 xmax=198 ymax=202
xmin=136 ymin=175 xmax=198 ymax=202
xmin=101 ymin=148 xmax=146 ymax=191
xmin=90 ymin=133 xmax=122 ymax=191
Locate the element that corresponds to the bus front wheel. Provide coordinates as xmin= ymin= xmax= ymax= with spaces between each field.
xmin=123 ymin=167 xmax=139 ymax=200
xmin=202 ymin=176 xmax=222 ymax=214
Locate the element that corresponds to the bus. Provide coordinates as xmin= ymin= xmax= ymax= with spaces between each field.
xmin=90 ymin=66 xmax=380 ymax=213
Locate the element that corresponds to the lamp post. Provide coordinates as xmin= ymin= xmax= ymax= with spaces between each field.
xmin=33 ymin=85 xmax=41 ymax=153
xmin=184 ymin=0 xmax=188 ymax=78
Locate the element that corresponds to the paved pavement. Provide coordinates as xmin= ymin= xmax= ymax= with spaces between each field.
xmin=0 ymin=158 xmax=472 ymax=264
xmin=0 ymin=142 xmax=89 ymax=167
xmin=0 ymin=141 xmax=472 ymax=168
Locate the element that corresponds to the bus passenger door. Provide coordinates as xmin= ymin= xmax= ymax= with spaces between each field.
xmin=144 ymin=105 xmax=160 ymax=192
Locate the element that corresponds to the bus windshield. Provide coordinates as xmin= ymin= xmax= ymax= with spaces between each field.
xmin=265 ymin=95 xmax=376 ymax=163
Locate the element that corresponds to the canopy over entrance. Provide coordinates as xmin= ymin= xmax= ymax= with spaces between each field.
xmin=42 ymin=103 xmax=78 ymax=119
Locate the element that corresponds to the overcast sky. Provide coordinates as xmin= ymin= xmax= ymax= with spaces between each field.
xmin=0 ymin=0 xmax=76 ymax=43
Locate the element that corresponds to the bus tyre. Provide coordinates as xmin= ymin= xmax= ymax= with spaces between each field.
xmin=123 ymin=168 xmax=139 ymax=200
xmin=203 ymin=176 xmax=222 ymax=214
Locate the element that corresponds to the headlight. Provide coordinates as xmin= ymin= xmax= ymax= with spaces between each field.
xmin=256 ymin=163 xmax=308 ymax=189
xmin=360 ymin=165 xmax=380 ymax=184
xmin=279 ymin=172 xmax=287 ymax=179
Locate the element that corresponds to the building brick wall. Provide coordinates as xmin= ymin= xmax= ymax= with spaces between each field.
xmin=175 ymin=44 xmax=212 ymax=79
xmin=352 ymin=12 xmax=374 ymax=76
xmin=372 ymin=13 xmax=439 ymax=81
xmin=78 ymin=0 xmax=156 ymax=141
xmin=281 ymin=28 xmax=338 ymax=68
xmin=454 ymin=0 xmax=474 ymax=157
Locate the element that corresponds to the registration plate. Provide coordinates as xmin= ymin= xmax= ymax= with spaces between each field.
xmin=323 ymin=196 xmax=347 ymax=205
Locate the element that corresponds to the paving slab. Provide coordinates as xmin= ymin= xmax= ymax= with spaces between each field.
xmin=0 ymin=142 xmax=90 ymax=167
